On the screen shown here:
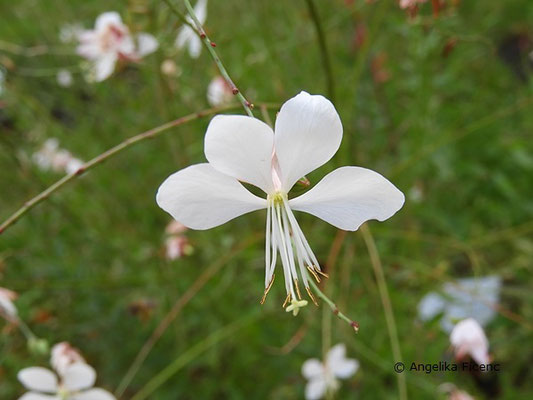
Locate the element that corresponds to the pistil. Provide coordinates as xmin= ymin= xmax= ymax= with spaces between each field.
xmin=262 ymin=192 xmax=328 ymax=310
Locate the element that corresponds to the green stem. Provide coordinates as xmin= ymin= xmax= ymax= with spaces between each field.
xmin=304 ymin=0 xmax=335 ymax=101
xmin=174 ymin=0 xmax=254 ymax=117
xmin=17 ymin=318 xmax=36 ymax=341
xmin=115 ymin=235 xmax=261 ymax=397
xmin=307 ymin=277 xmax=358 ymax=333
xmin=0 ymin=103 xmax=279 ymax=235
xmin=361 ymin=224 xmax=407 ymax=400
xmin=130 ymin=311 xmax=260 ymax=400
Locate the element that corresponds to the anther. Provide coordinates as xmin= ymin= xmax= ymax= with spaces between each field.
xmin=314 ymin=266 xmax=329 ymax=279
xmin=306 ymin=266 xmax=321 ymax=283
xmin=260 ymin=274 xmax=275 ymax=305
xmin=305 ymin=286 xmax=319 ymax=306
xmin=293 ymin=278 xmax=302 ymax=300
xmin=282 ymin=293 xmax=291 ymax=308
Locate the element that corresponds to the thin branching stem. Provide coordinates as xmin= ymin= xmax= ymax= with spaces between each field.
xmin=165 ymin=0 xmax=255 ymax=117
xmin=0 ymin=103 xmax=279 ymax=235
xmin=361 ymin=224 xmax=407 ymax=400
xmin=304 ymin=0 xmax=335 ymax=101
xmin=307 ymin=275 xmax=359 ymax=333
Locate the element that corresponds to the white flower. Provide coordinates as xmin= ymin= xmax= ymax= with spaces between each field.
xmin=449 ymin=389 xmax=475 ymax=400
xmin=165 ymin=235 xmax=192 ymax=260
xmin=156 ymin=91 xmax=404 ymax=307
xmin=302 ymin=344 xmax=359 ymax=400
xmin=439 ymin=383 xmax=475 ymax=400
xmin=418 ymin=276 xmax=501 ymax=332
xmin=399 ymin=0 xmax=427 ymax=9
xmin=18 ymin=362 xmax=115 ymax=400
xmin=77 ymin=12 xmax=158 ymax=82
xmin=51 ymin=342 xmax=85 ymax=376
xmin=0 ymin=287 xmax=18 ymax=320
xmin=207 ymin=76 xmax=234 ymax=107
xmin=57 ymin=69 xmax=73 ymax=88
xmin=32 ymin=139 xmax=84 ymax=175
xmin=175 ymin=0 xmax=208 ymax=59
xmin=450 ymin=318 xmax=490 ymax=366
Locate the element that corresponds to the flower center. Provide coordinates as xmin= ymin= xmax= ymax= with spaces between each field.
xmin=58 ymin=386 xmax=70 ymax=400
xmin=261 ymin=192 xmax=328 ymax=310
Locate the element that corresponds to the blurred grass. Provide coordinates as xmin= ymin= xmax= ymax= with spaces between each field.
xmin=1 ymin=0 xmax=533 ymax=399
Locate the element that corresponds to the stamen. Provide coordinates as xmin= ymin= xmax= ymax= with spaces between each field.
xmin=282 ymin=293 xmax=291 ymax=308
xmin=314 ymin=266 xmax=329 ymax=279
xmin=269 ymin=201 xmax=277 ymax=276
xmin=293 ymin=278 xmax=302 ymax=300
xmin=260 ymin=274 xmax=275 ymax=305
xmin=305 ymin=286 xmax=319 ymax=306
xmin=306 ymin=265 xmax=321 ymax=283
xmin=274 ymin=203 xmax=296 ymax=300
xmin=265 ymin=199 xmax=272 ymax=287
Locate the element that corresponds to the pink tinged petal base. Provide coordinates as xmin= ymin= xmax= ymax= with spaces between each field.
xmin=61 ymin=363 xmax=96 ymax=392
xmin=289 ymin=166 xmax=405 ymax=231
xmin=274 ymin=91 xmax=343 ymax=192
xmin=156 ymin=163 xmax=266 ymax=230
xmin=17 ymin=367 xmax=58 ymax=393
xmin=205 ymin=115 xmax=275 ymax=194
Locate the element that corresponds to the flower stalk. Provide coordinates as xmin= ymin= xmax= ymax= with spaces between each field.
xmin=0 ymin=103 xmax=278 ymax=235
xmin=307 ymin=276 xmax=359 ymax=333
xmin=180 ymin=0 xmax=254 ymax=117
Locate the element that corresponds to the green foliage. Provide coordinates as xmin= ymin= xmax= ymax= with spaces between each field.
xmin=1 ymin=0 xmax=532 ymax=399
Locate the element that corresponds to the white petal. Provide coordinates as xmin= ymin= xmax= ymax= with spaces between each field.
xmin=188 ymin=36 xmax=202 ymax=59
xmin=274 ymin=91 xmax=342 ymax=191
xmin=95 ymin=12 xmax=122 ymax=31
xmin=18 ymin=393 xmax=59 ymax=400
xmin=71 ymin=388 xmax=116 ymax=400
xmin=204 ymin=115 xmax=274 ymax=193
xmin=289 ymin=166 xmax=405 ymax=231
xmin=175 ymin=27 xmax=193 ymax=50
xmin=417 ymin=292 xmax=446 ymax=321
xmin=61 ymin=363 xmax=96 ymax=391
xmin=0 ymin=295 xmax=17 ymax=317
xmin=117 ymin=36 xmax=136 ymax=58
xmin=93 ymin=54 xmax=117 ymax=82
xmin=450 ymin=318 xmax=489 ymax=365
xmin=136 ymin=33 xmax=159 ymax=57
xmin=194 ymin=0 xmax=208 ymax=24
xmin=332 ymin=359 xmax=359 ymax=379
xmin=326 ymin=344 xmax=347 ymax=366
xmin=305 ymin=378 xmax=327 ymax=400
xmin=301 ymin=359 xmax=324 ymax=380
xmin=17 ymin=367 xmax=58 ymax=393
xmin=156 ymin=163 xmax=266 ymax=230
xmin=76 ymin=34 xmax=100 ymax=60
